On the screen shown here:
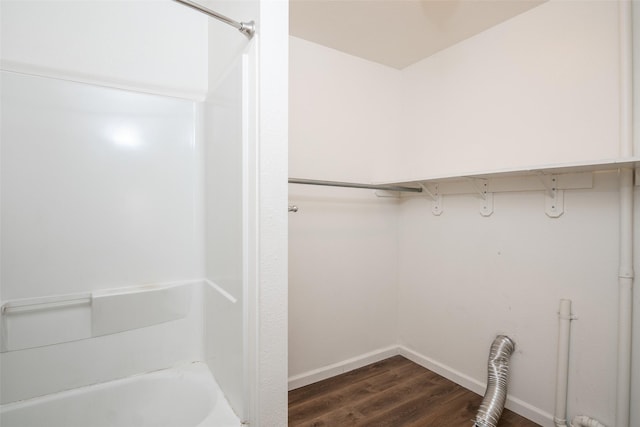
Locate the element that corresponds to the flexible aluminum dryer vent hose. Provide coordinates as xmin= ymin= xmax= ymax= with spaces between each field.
xmin=473 ymin=335 xmax=516 ymax=427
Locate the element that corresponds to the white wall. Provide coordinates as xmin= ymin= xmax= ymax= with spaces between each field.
xmin=1 ymin=1 xmax=290 ymax=424
xmin=203 ymin=55 xmax=246 ymax=419
xmin=2 ymin=0 xmax=210 ymax=407
xmin=0 ymin=0 xmax=208 ymax=300
xmin=201 ymin=1 xmax=293 ymax=423
xmin=397 ymin=175 xmax=630 ymax=426
xmin=289 ymin=37 xmax=402 ymax=183
xmin=253 ymin=1 xmax=289 ymax=425
xmin=395 ymin=1 xmax=633 ymax=424
xmin=289 ymin=1 xmax=635 ymax=425
xmin=205 ymin=4 xmax=292 ymax=423
xmin=0 ymin=0 xmax=208 ymax=99
xmin=0 ymin=71 xmax=204 ymax=403
xmin=288 ymin=186 xmax=399 ymax=380
xmin=1 ymin=72 xmax=203 ymax=300
xmin=204 ymin=0 xmax=257 ymax=88
xmin=397 ymin=0 xmax=621 ymax=181
xmin=289 ymin=37 xmax=401 ymax=382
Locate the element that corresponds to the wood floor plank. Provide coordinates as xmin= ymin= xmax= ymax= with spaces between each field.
xmin=295 ymin=371 xmax=438 ymax=427
xmin=289 ymin=356 xmax=540 ymax=427
xmin=289 ymin=370 xmax=404 ymax=423
xmin=352 ymin=372 xmax=457 ymax=419
xmin=289 ymin=355 xmax=412 ymax=407
xmin=289 ymin=360 xmax=425 ymax=424
xmin=402 ymin=388 xmax=482 ymax=427
xmin=356 ymin=386 xmax=470 ymax=427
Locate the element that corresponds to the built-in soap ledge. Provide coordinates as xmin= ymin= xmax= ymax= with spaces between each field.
xmin=0 ymin=282 xmax=193 ymax=353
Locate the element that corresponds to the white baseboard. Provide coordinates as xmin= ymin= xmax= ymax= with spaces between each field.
xmin=397 ymin=345 xmax=554 ymax=427
xmin=288 ymin=344 xmax=554 ymax=426
xmin=288 ymin=345 xmax=399 ymax=391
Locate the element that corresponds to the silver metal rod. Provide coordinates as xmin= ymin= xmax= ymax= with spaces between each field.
xmin=288 ymin=178 xmax=422 ymax=193
xmin=172 ymin=0 xmax=255 ymax=38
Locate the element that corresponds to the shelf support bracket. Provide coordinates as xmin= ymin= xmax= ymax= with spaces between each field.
xmin=480 ymin=193 xmax=494 ymax=217
xmin=537 ymin=173 xmax=556 ymax=197
xmin=467 ymin=178 xmax=488 ymax=200
xmin=540 ymin=174 xmax=564 ymax=218
xmin=420 ymin=183 xmax=443 ymax=216
xmin=545 ymin=189 xmax=564 ymax=218
xmin=467 ymin=178 xmax=493 ymax=217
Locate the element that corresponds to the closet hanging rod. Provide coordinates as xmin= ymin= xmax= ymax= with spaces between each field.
xmin=172 ymin=0 xmax=255 ymax=38
xmin=289 ymin=178 xmax=422 ymax=193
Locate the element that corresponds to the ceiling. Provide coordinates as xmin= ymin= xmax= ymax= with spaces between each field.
xmin=290 ymin=0 xmax=546 ymax=69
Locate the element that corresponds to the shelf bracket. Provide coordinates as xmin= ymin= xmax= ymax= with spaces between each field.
xmin=480 ymin=193 xmax=494 ymax=217
xmin=467 ymin=178 xmax=488 ymax=200
xmin=545 ymin=189 xmax=564 ymax=218
xmin=419 ymin=183 xmax=436 ymax=200
xmin=541 ymin=175 xmax=564 ymax=218
xmin=467 ymin=178 xmax=493 ymax=217
xmin=420 ymin=183 xmax=443 ymax=216
xmin=536 ymin=173 xmax=556 ymax=197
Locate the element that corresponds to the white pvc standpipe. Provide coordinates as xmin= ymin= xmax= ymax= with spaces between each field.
xmin=554 ymin=300 xmax=607 ymax=427
xmin=616 ymin=0 xmax=634 ymax=425
xmin=554 ymin=299 xmax=573 ymax=427
xmin=617 ymin=168 xmax=634 ymax=427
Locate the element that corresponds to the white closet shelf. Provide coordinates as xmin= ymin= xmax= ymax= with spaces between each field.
xmin=376 ymin=157 xmax=640 ymax=187
xmin=375 ymin=158 xmax=639 ymax=217
xmin=288 ymin=159 xmax=638 ymax=216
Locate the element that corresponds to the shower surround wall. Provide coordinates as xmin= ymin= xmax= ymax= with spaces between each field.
xmin=0 ymin=0 xmax=254 ymax=419
xmin=0 ymin=71 xmax=206 ymax=403
xmin=0 ymin=1 xmax=209 ymax=404
xmin=289 ymin=1 xmax=639 ymax=426
xmin=1 ymin=0 xmax=288 ymax=424
xmin=203 ymin=56 xmax=247 ymax=418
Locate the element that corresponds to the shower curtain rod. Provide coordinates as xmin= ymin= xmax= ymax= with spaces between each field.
xmin=288 ymin=178 xmax=423 ymax=193
xmin=172 ymin=0 xmax=255 ymax=38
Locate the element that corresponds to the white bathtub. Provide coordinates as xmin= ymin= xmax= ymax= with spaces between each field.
xmin=0 ymin=362 xmax=241 ymax=427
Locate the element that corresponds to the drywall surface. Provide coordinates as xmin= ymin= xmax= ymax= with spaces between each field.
xmin=289 ymin=37 xmax=402 ymax=184
xmin=397 ymin=173 xmax=635 ymax=425
xmin=289 ymin=37 xmax=400 ymax=381
xmin=0 ymin=0 xmax=207 ymax=99
xmin=399 ymin=0 xmax=620 ymax=181
xmin=254 ymin=1 xmax=289 ymax=425
xmin=288 ymin=1 xmax=636 ymax=424
xmin=288 ymin=185 xmax=399 ymax=379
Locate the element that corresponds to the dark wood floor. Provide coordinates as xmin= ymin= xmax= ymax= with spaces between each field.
xmin=289 ymin=355 xmax=540 ymax=427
